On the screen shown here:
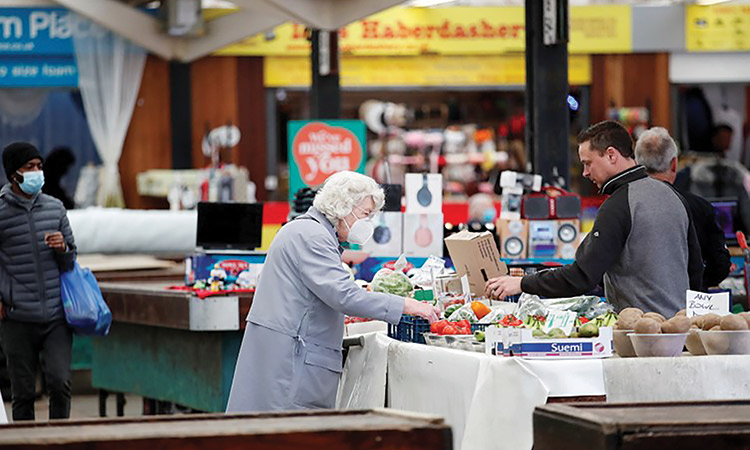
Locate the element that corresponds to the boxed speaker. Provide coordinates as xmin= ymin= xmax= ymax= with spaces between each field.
xmin=405 ymin=173 xmax=442 ymax=214
xmin=555 ymin=219 xmax=581 ymax=259
xmin=403 ymin=213 xmax=443 ymax=257
xmin=522 ymin=194 xmax=550 ymax=219
xmin=528 ymin=220 xmax=558 ymax=259
xmin=362 ymin=212 xmax=403 ymax=257
xmin=552 ymin=195 xmax=582 ymax=219
xmin=496 ymin=218 xmax=529 ymax=259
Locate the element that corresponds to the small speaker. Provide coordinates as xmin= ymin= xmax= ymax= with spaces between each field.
xmin=497 ymin=219 xmax=528 ymax=259
xmin=381 ymin=184 xmax=403 ymax=212
xmin=522 ymin=195 xmax=550 ymax=219
xmin=554 ymin=195 xmax=582 ymax=219
xmin=556 ymin=219 xmax=581 ymax=259
xmin=528 ymin=220 xmax=558 ymax=259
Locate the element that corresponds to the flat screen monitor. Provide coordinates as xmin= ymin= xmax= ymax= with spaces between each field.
xmin=197 ymin=202 xmax=263 ymax=251
xmin=709 ymin=198 xmax=738 ymax=241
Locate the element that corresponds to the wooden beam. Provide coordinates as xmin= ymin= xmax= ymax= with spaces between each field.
xmin=0 ymin=0 xmax=55 ymax=5
xmin=253 ymin=0 xmax=405 ymax=30
xmin=176 ymin=9 xmax=286 ymax=62
xmin=51 ymin=0 xmax=175 ymax=60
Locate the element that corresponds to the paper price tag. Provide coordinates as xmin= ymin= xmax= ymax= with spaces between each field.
xmin=542 ymin=310 xmax=577 ymax=336
xmin=686 ymin=290 xmax=730 ymax=318
xmin=461 ymin=274 xmax=472 ymax=303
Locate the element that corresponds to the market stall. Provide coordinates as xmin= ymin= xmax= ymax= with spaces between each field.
xmin=338 ymin=332 xmax=750 ymax=450
xmin=90 ymin=282 xmax=253 ymax=413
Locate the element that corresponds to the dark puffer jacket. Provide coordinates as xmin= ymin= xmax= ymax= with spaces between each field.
xmin=0 ymin=183 xmax=76 ymax=323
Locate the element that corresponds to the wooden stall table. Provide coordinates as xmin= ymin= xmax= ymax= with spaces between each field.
xmin=534 ymin=401 xmax=750 ymax=449
xmin=92 ymin=282 xmax=253 ymax=415
xmin=0 ymin=409 xmax=453 ymax=449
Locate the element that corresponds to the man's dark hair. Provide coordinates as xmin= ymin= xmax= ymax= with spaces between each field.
xmin=577 ymin=120 xmax=634 ymax=158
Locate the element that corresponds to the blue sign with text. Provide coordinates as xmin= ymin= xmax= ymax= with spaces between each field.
xmin=0 ymin=8 xmax=74 ymax=55
xmin=0 ymin=7 xmax=77 ymax=86
xmin=0 ymin=57 xmax=77 ymax=87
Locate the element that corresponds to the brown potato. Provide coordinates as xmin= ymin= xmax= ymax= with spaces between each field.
xmin=691 ymin=315 xmax=705 ymax=328
xmin=642 ymin=312 xmax=667 ymax=323
xmin=614 ymin=316 xmax=638 ymax=330
xmin=619 ymin=307 xmax=644 ymax=318
xmin=634 ymin=317 xmax=662 ymax=334
xmin=701 ymin=314 xmax=722 ymax=331
xmin=738 ymin=312 xmax=750 ymax=329
xmin=709 ymin=325 xmax=722 ymax=331
xmin=720 ymin=314 xmax=749 ymax=331
xmin=661 ymin=316 xmax=691 ymax=334
xmin=675 ymin=309 xmax=687 ymax=317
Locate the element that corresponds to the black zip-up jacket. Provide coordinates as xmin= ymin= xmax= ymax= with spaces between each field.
xmin=0 ymin=184 xmax=76 ymax=323
xmin=679 ymin=189 xmax=731 ymax=288
xmin=521 ymin=166 xmax=703 ymax=317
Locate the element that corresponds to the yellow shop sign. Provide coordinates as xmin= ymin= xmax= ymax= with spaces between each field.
xmin=264 ymin=55 xmax=592 ymax=88
xmin=686 ymin=4 xmax=750 ymax=52
xmin=214 ymin=6 xmax=631 ymax=56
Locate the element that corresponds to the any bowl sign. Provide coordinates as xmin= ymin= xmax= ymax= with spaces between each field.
xmin=288 ymin=120 xmax=366 ymax=201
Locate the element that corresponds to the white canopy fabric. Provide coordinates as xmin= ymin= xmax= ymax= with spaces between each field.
xmin=72 ymin=14 xmax=147 ymax=207
xmin=67 ymin=208 xmax=197 ymax=254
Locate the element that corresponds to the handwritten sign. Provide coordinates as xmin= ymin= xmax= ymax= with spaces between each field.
xmin=542 ymin=310 xmax=577 ymax=336
xmin=686 ymin=290 xmax=730 ymax=318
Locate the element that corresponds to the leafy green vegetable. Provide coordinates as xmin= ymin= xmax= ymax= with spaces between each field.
xmin=371 ymin=268 xmax=414 ymax=297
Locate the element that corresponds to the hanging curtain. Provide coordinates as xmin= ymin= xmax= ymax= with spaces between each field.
xmin=0 ymin=88 xmax=51 ymax=127
xmin=71 ymin=14 xmax=146 ymax=207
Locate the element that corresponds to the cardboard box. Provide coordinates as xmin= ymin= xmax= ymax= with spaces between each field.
xmin=362 ymin=212 xmax=403 ymax=257
xmin=485 ymin=325 xmax=613 ymax=359
xmin=444 ymin=230 xmax=508 ymax=295
xmin=405 ymin=173 xmax=443 ymax=214
xmin=403 ymin=213 xmax=443 ymax=257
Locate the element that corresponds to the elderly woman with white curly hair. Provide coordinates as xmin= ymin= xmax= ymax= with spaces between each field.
xmin=226 ymin=171 xmax=440 ymax=413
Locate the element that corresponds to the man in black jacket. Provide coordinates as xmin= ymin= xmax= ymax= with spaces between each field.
xmin=635 ymin=127 xmax=730 ymax=289
xmin=486 ymin=121 xmax=703 ymax=317
xmin=0 ymin=142 xmax=76 ymax=421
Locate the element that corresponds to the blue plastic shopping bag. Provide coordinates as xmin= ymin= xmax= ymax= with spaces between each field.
xmin=60 ymin=262 xmax=112 ymax=336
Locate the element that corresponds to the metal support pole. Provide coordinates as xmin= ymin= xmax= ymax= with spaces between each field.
xmin=169 ymin=61 xmax=193 ymax=169
xmin=310 ymin=29 xmax=341 ymax=119
xmin=525 ymin=0 xmax=571 ymax=188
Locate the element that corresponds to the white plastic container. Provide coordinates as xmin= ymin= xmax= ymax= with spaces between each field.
xmin=628 ymin=333 xmax=687 ymax=357
xmin=613 ymin=329 xmax=636 ymax=357
xmin=698 ymin=330 xmax=750 ymax=355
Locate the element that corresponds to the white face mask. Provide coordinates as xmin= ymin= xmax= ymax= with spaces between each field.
xmin=345 ymin=209 xmax=374 ymax=245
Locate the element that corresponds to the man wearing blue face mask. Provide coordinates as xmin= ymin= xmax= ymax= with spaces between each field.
xmin=0 ymin=142 xmax=77 ymax=421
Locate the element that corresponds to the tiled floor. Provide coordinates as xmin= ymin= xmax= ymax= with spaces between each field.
xmin=3 ymin=393 xmax=144 ymax=423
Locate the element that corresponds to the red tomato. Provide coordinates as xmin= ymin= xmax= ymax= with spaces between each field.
xmin=459 ymin=319 xmax=471 ymax=329
xmin=434 ymin=320 xmax=449 ymax=334
xmin=431 ymin=322 xmax=439 ymax=333
xmin=442 ymin=325 xmax=457 ymax=335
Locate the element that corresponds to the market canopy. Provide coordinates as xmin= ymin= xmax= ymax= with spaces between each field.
xmin=0 ymin=0 xmax=406 ymax=62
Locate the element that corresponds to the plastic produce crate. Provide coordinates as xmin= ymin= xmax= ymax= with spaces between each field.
xmin=387 ymin=315 xmax=430 ymax=344
xmin=471 ymin=323 xmax=488 ymax=333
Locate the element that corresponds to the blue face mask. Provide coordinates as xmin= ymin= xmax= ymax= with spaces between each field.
xmin=16 ymin=170 xmax=44 ymax=195
xmin=482 ymin=207 xmax=497 ymax=223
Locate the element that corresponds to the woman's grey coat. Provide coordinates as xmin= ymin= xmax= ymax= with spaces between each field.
xmin=226 ymin=207 xmax=404 ymax=412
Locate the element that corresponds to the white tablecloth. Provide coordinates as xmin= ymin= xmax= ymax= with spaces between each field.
xmin=0 ymin=390 xmax=7 ymax=424
xmin=604 ymin=354 xmax=750 ymax=403
xmin=339 ymin=334 xmax=750 ymax=450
